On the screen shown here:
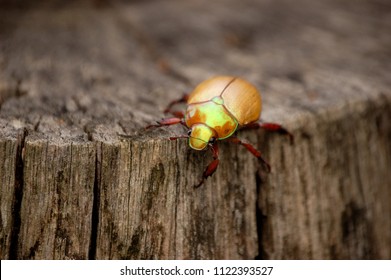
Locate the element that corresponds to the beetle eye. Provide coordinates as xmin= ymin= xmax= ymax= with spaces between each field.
xmin=187 ymin=129 xmax=192 ymax=136
xmin=209 ymin=137 xmax=216 ymax=143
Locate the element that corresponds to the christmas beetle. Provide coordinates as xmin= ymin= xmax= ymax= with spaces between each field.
xmin=147 ymin=76 xmax=292 ymax=187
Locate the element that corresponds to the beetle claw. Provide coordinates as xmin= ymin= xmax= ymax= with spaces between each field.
xmin=260 ymin=159 xmax=271 ymax=173
xmin=145 ymin=123 xmax=158 ymax=129
xmin=193 ymin=180 xmax=205 ymax=188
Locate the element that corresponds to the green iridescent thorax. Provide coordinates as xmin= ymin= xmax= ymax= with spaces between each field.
xmin=185 ymin=96 xmax=238 ymax=150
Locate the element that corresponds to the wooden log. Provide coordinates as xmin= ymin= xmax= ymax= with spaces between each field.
xmin=0 ymin=0 xmax=390 ymax=259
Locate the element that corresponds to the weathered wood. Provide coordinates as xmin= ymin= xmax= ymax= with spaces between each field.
xmin=0 ymin=0 xmax=390 ymax=259
xmin=17 ymin=117 xmax=96 ymax=259
xmin=259 ymin=95 xmax=391 ymax=259
xmin=92 ymin=135 xmax=258 ymax=259
xmin=0 ymin=120 xmax=25 ymax=259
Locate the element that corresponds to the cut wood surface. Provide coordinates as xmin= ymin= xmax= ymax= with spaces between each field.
xmin=0 ymin=0 xmax=390 ymax=259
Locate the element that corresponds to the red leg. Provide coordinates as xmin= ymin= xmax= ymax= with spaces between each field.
xmin=194 ymin=142 xmax=220 ymax=188
xmin=242 ymin=121 xmax=294 ymax=144
xmin=170 ymin=111 xmax=185 ymax=118
xmin=146 ymin=117 xmax=184 ymax=129
xmin=164 ymin=94 xmax=189 ymax=115
xmin=227 ymin=137 xmax=271 ymax=172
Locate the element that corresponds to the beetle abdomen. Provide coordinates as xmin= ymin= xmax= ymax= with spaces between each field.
xmin=188 ymin=76 xmax=262 ymax=126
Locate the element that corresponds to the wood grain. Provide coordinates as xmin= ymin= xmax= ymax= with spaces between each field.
xmin=0 ymin=0 xmax=390 ymax=259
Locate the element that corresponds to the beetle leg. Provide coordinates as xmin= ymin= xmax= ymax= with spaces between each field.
xmin=194 ymin=142 xmax=220 ymax=188
xmin=164 ymin=94 xmax=189 ymax=114
xmin=242 ymin=121 xmax=294 ymax=144
xmin=146 ymin=117 xmax=184 ymax=129
xmin=227 ymin=137 xmax=271 ymax=172
xmin=170 ymin=111 xmax=185 ymax=118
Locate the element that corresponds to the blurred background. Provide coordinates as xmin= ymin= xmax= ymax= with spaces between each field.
xmin=0 ymin=0 xmax=390 ymax=260
xmin=1 ymin=0 xmax=389 ymax=126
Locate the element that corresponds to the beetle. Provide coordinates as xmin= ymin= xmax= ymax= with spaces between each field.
xmin=147 ymin=76 xmax=292 ymax=187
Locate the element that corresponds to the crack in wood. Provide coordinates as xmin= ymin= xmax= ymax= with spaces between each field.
xmin=88 ymin=143 xmax=101 ymax=259
xmin=255 ymin=171 xmax=267 ymax=260
xmin=1 ymin=0 xmax=390 ymax=260
xmin=8 ymin=128 xmax=27 ymax=259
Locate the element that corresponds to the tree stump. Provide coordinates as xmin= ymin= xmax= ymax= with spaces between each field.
xmin=0 ymin=0 xmax=390 ymax=259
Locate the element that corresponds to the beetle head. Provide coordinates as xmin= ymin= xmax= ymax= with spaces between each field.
xmin=188 ymin=124 xmax=214 ymax=150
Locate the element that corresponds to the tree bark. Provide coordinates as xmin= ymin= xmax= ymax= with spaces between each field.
xmin=0 ymin=0 xmax=390 ymax=259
